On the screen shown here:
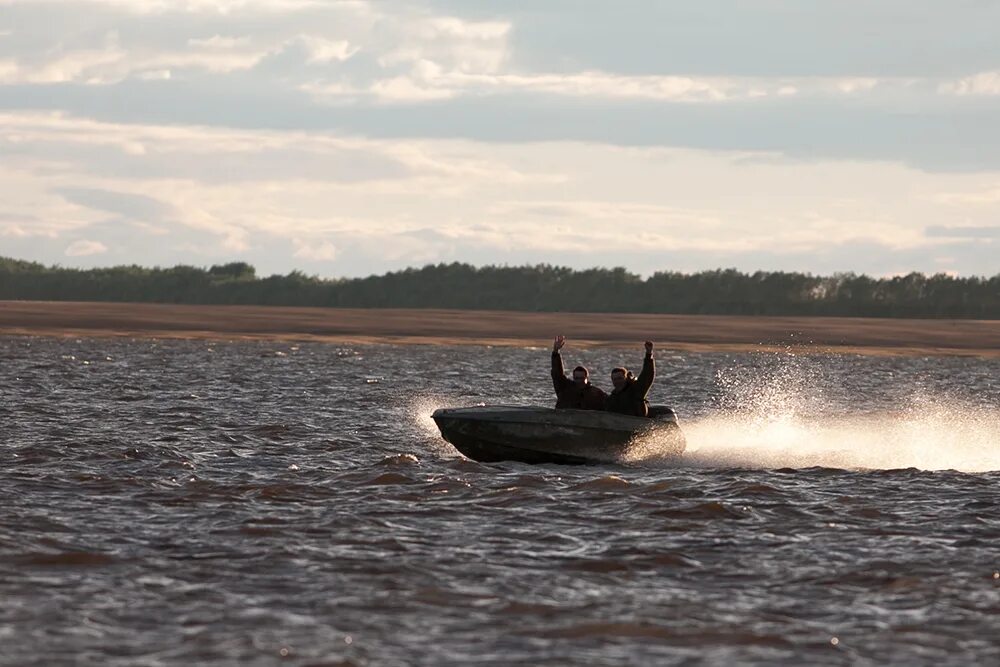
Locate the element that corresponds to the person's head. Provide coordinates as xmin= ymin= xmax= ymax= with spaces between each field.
xmin=611 ymin=366 xmax=629 ymax=390
xmin=572 ymin=365 xmax=590 ymax=386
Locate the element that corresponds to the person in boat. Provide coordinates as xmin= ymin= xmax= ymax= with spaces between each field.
xmin=551 ymin=335 xmax=607 ymax=410
xmin=605 ymin=340 xmax=655 ymax=417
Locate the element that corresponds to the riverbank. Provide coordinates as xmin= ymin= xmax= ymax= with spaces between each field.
xmin=2 ymin=300 xmax=999 ymax=357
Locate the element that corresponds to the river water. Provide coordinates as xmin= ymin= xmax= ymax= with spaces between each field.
xmin=2 ymin=336 xmax=999 ymax=666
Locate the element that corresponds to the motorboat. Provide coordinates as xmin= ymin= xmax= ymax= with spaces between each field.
xmin=431 ymin=405 xmax=685 ymax=465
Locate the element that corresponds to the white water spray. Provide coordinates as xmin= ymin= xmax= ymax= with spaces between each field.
xmin=404 ymin=394 xmax=463 ymax=457
xmin=674 ymin=360 xmax=1000 ymax=472
xmin=681 ymin=406 xmax=1000 ymax=472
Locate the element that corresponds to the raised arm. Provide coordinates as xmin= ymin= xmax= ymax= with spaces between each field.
xmin=635 ymin=340 xmax=655 ymax=397
xmin=551 ymin=335 xmax=569 ymax=392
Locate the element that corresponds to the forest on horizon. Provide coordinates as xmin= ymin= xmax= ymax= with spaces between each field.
xmin=2 ymin=256 xmax=999 ymax=319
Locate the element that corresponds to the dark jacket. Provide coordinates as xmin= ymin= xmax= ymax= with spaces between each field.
xmin=551 ymin=351 xmax=606 ymax=410
xmin=605 ymin=353 xmax=654 ymax=417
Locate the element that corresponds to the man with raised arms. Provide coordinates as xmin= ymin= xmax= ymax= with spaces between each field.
xmin=605 ymin=340 xmax=655 ymax=418
xmin=551 ymin=335 xmax=607 ymax=410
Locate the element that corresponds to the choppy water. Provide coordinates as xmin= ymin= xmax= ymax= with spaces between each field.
xmin=2 ymin=336 xmax=999 ymax=666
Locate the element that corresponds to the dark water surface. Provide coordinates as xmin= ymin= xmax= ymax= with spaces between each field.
xmin=2 ymin=336 xmax=999 ymax=666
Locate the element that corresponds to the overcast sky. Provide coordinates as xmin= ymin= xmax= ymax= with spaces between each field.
xmin=2 ymin=0 xmax=999 ymax=277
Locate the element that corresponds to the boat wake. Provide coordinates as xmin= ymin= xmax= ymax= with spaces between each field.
xmin=679 ymin=405 xmax=1000 ymax=473
xmin=675 ymin=357 xmax=1000 ymax=473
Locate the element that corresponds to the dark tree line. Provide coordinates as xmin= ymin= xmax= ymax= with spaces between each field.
xmin=2 ymin=256 xmax=999 ymax=318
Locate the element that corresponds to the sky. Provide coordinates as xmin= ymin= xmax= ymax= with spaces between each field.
xmin=1 ymin=0 xmax=999 ymax=278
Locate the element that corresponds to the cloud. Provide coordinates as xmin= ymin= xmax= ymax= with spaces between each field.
xmin=0 ymin=1 xmax=504 ymax=91
xmin=0 ymin=111 xmax=420 ymax=184
xmin=925 ymin=225 xmax=1000 ymax=239
xmin=292 ymin=238 xmax=336 ymax=261
xmin=65 ymin=239 xmax=109 ymax=256
xmin=4 ymin=108 xmax=999 ymax=276
xmin=0 ymin=40 xmax=271 ymax=85
xmin=0 ymin=213 xmax=56 ymax=238
xmin=835 ymin=78 xmax=879 ymax=94
xmin=2 ymin=0 xmax=898 ymax=106
xmin=940 ymin=71 xmax=1000 ymax=96
xmin=3 ymin=1 xmax=1000 ymax=278
xmin=0 ymin=110 xmax=563 ymax=267
xmin=57 ymin=187 xmax=176 ymax=221
xmin=300 ymin=37 xmax=358 ymax=64
xmin=0 ymin=1 xmax=372 ymax=85
xmin=5 ymin=75 xmax=996 ymax=173
xmin=336 ymin=72 xmax=924 ymax=105
xmin=0 ymin=0 xmax=326 ymax=13
xmin=1 ymin=0 xmax=998 ymax=174
xmin=419 ymin=1 xmax=1000 ymax=79
xmin=187 ymin=35 xmax=252 ymax=49
xmin=930 ymin=186 xmax=1000 ymax=205
xmin=378 ymin=16 xmax=510 ymax=73
xmin=355 ymin=71 xmax=738 ymax=104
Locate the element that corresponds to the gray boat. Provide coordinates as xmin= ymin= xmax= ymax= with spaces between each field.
xmin=431 ymin=405 xmax=685 ymax=465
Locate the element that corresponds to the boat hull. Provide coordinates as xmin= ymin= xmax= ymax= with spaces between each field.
xmin=431 ymin=405 xmax=685 ymax=465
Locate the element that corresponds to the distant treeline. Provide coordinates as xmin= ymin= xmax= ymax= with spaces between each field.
xmin=2 ymin=256 xmax=999 ymax=318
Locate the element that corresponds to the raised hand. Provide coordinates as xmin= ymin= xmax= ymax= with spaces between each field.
xmin=644 ymin=340 xmax=653 ymax=354
xmin=553 ymin=335 xmax=566 ymax=352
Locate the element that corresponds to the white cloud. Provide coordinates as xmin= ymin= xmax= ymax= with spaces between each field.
xmin=65 ymin=239 xmax=109 ymax=256
xmin=930 ymin=185 xmax=1000 ymax=205
xmin=300 ymin=37 xmax=358 ymax=64
xmin=0 ymin=2 xmax=372 ymax=84
xmin=0 ymin=0 xmax=945 ymax=110
xmin=221 ymin=228 xmax=250 ymax=251
xmin=0 ymin=0 xmax=326 ymax=13
xmin=378 ymin=16 xmax=510 ymax=74
xmin=0 ymin=4 xmax=499 ymax=90
xmin=925 ymin=225 xmax=1000 ymax=239
xmin=366 ymin=75 xmax=457 ymax=102
xmin=834 ymin=77 xmax=879 ymax=94
xmin=186 ymin=35 xmax=252 ymax=49
xmin=0 ymin=111 xmax=564 ymax=266
xmin=138 ymin=69 xmax=171 ymax=81
xmin=425 ymin=17 xmax=510 ymax=41
xmin=0 ymin=43 xmax=270 ymax=85
xmin=20 ymin=46 xmax=129 ymax=84
xmin=1 ymin=3 xmax=999 ymax=275
xmin=456 ymin=71 xmax=733 ymax=102
xmin=293 ymin=238 xmax=336 ymax=261
xmin=308 ymin=71 xmax=905 ymax=105
xmin=3 ymin=112 xmax=998 ymax=275
xmin=304 ymin=61 xmax=940 ymax=105
xmin=0 ymin=59 xmax=17 ymax=79
xmin=0 ymin=222 xmax=39 ymax=237
xmin=940 ymin=71 xmax=1000 ymax=96
xmin=5 ymin=110 xmax=997 ymax=272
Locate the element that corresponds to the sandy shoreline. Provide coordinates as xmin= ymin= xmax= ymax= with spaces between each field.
xmin=2 ymin=300 xmax=999 ymax=357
